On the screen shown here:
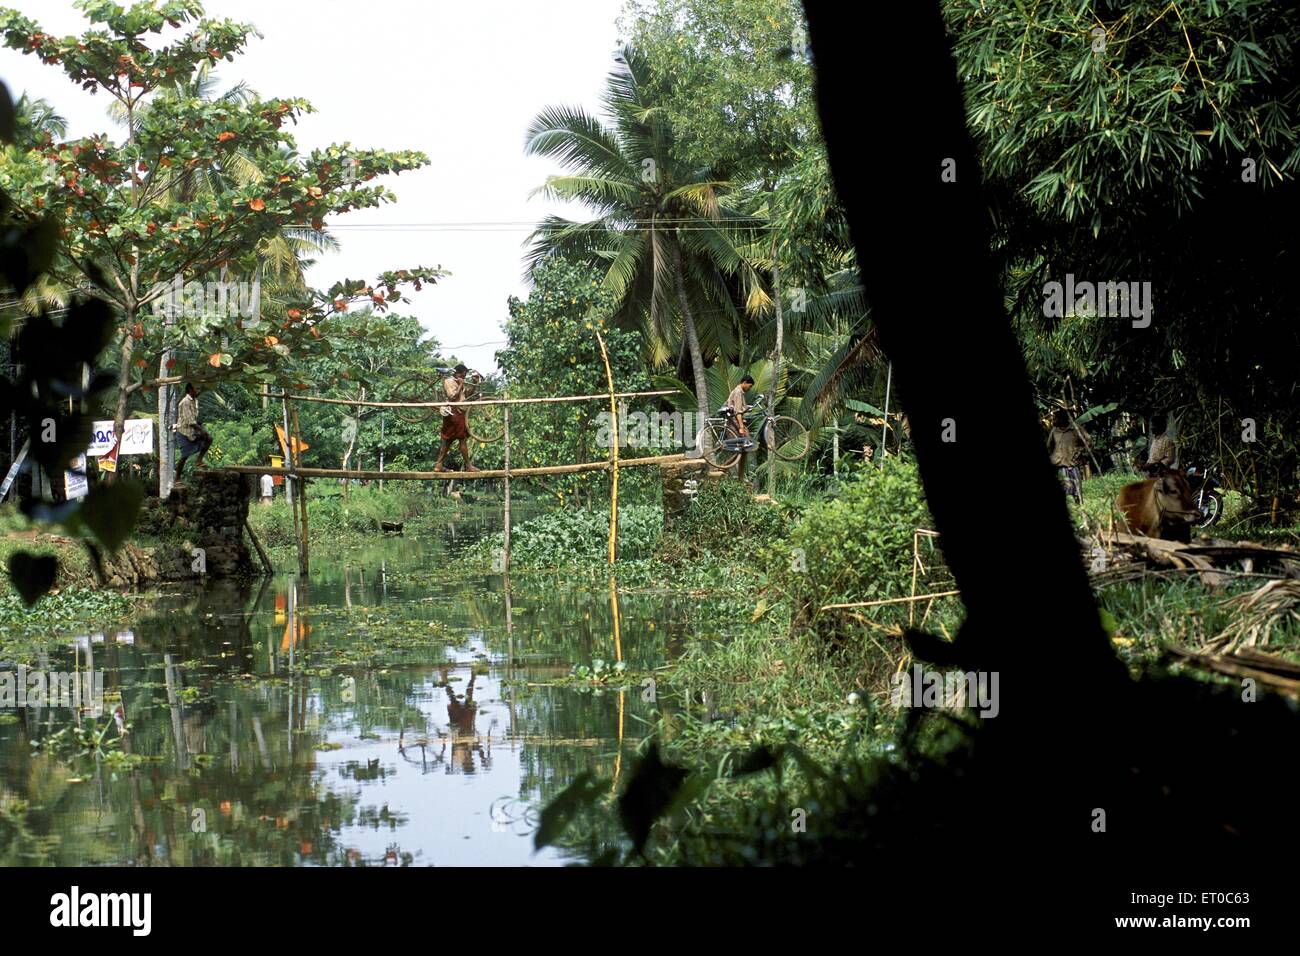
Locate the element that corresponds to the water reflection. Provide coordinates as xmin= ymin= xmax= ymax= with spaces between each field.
xmin=0 ymin=512 xmax=717 ymax=866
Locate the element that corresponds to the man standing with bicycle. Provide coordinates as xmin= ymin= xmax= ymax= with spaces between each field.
xmin=1046 ymin=408 xmax=1087 ymax=504
xmin=725 ymin=375 xmax=755 ymax=482
xmin=433 ymin=364 xmax=480 ymax=473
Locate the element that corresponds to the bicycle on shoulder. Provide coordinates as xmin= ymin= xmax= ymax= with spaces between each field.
xmin=391 ymin=366 xmax=505 ymax=443
xmin=693 ymin=396 xmax=810 ymax=470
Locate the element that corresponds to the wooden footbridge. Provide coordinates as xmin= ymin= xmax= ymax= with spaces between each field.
xmin=220 ymin=333 xmax=706 ymax=574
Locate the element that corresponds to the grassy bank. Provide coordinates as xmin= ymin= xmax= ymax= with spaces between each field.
xmin=492 ymin=463 xmax=1300 ymax=864
xmin=0 ymin=506 xmax=148 ymax=664
xmin=246 ymin=482 xmax=461 ymax=556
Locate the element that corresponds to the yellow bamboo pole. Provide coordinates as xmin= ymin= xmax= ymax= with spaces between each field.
xmin=820 ymin=589 xmax=961 ymax=612
xmin=502 ymin=397 xmax=511 ymax=575
xmin=595 ymin=329 xmax=618 ymax=565
xmin=291 ymin=404 xmax=309 ymax=574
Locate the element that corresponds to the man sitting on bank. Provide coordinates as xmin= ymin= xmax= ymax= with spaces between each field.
xmin=433 ymin=364 xmax=480 ymax=473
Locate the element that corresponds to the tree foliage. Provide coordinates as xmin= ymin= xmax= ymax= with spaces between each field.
xmin=498 ymin=257 xmax=650 ymax=503
xmin=947 ymin=0 xmax=1300 ymax=518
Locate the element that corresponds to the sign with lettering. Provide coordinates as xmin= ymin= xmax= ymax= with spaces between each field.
xmin=87 ymin=418 xmax=154 ymax=456
xmin=64 ymin=453 xmax=89 ymax=499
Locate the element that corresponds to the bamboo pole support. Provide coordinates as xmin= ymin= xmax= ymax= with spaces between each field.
xmin=280 ymin=395 xmax=301 ymax=556
xmin=502 ymin=398 xmax=511 ymax=575
xmin=244 ymin=517 xmax=274 ymax=575
xmin=595 ymin=329 xmax=618 ymax=565
xmin=291 ymin=403 xmax=309 ymax=574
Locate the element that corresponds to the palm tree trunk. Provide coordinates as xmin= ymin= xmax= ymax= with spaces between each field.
xmin=672 ymin=242 xmax=710 ymax=435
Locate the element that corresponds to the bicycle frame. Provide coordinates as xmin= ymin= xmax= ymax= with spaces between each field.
xmin=703 ymin=404 xmax=774 ymax=449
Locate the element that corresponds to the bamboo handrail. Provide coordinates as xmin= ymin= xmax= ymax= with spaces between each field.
xmin=258 ymin=388 xmax=679 ymax=410
xmin=220 ymin=452 xmax=705 ymax=482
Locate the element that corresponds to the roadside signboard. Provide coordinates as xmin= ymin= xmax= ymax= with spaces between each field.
xmin=88 ymin=419 xmax=153 ymax=457
xmin=99 ymin=435 xmax=120 ymax=473
xmin=64 ymin=453 xmax=89 ymax=499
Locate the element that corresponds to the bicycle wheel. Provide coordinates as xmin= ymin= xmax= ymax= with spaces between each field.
xmin=766 ymin=415 xmax=811 ymax=461
xmin=392 ymin=376 xmax=434 ymax=424
xmin=1197 ymin=491 xmax=1223 ymax=528
xmin=467 ymin=401 xmax=505 ymax=443
xmin=694 ymin=425 xmax=739 ymax=470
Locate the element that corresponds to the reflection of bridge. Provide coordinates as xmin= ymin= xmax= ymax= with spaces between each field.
xmin=220 ymin=371 xmax=707 ymax=575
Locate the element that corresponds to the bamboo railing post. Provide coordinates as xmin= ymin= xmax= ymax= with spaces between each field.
xmin=244 ymin=517 xmax=274 ymax=575
xmin=595 ymin=330 xmax=618 ymax=565
xmin=502 ymin=398 xmax=511 ymax=575
xmin=290 ymin=404 xmax=309 ymax=574
xmin=281 ymin=395 xmax=301 ymax=556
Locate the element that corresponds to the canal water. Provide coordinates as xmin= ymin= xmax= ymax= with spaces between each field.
xmin=0 ymin=510 xmax=716 ymax=866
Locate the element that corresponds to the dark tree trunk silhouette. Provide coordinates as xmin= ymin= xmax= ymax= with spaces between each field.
xmin=803 ymin=0 xmax=1298 ymax=909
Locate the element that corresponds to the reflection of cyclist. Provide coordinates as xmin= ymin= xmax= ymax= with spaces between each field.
xmin=1046 ymin=409 xmax=1087 ymax=504
xmin=438 ymin=666 xmax=489 ymax=774
xmin=722 ymin=375 xmax=755 ymax=482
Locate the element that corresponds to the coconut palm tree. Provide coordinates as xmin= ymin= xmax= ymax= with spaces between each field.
xmin=524 ymin=45 xmax=761 ymax=432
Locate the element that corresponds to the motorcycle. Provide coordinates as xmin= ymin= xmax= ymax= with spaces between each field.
xmin=1183 ymin=463 xmax=1223 ymax=529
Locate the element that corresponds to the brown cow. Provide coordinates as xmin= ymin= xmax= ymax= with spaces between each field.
xmin=1115 ymin=469 xmax=1200 ymax=543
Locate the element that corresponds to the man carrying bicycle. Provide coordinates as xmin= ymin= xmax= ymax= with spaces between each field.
xmin=433 ymin=364 xmax=480 ymax=473
xmin=724 ymin=375 xmax=755 ymax=482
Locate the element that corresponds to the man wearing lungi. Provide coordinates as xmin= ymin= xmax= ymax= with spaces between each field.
xmin=433 ymin=364 xmax=479 ymax=473
xmin=174 ymin=382 xmax=213 ymax=480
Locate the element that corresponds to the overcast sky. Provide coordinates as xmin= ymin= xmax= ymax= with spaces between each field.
xmin=0 ymin=0 xmax=627 ymax=373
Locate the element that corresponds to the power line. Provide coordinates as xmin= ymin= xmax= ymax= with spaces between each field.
xmin=288 ymin=218 xmax=773 ymax=233
xmin=308 ymin=218 xmax=768 ymax=226
xmin=440 ymin=339 xmax=507 ymax=350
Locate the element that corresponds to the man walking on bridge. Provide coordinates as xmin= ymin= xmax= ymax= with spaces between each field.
xmin=433 ymin=364 xmax=479 ymax=473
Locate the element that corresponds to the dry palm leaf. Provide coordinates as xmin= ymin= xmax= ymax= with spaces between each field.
xmin=1207 ymin=580 xmax=1300 ymax=654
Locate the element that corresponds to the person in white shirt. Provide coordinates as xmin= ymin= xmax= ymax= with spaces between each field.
xmin=724 ymin=375 xmax=755 ymax=481
xmin=260 ymin=473 xmax=274 ymax=502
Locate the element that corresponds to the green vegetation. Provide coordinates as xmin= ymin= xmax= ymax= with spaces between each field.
xmin=0 ymin=0 xmax=1297 ymax=875
xmin=246 ymin=482 xmax=457 ymax=554
xmin=0 ymin=588 xmax=138 ymax=667
xmin=947 ymin=0 xmax=1300 ymax=522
